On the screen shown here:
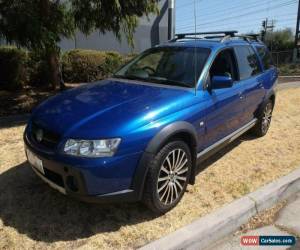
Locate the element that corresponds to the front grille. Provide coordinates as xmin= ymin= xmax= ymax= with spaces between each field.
xmin=31 ymin=122 xmax=61 ymax=149
xmin=44 ymin=168 xmax=65 ymax=188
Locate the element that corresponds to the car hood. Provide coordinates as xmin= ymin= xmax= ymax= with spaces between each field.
xmin=31 ymin=79 xmax=195 ymax=138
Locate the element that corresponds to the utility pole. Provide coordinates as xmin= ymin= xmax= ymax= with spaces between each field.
xmin=168 ymin=0 xmax=175 ymax=40
xmin=293 ymin=0 xmax=300 ymax=61
xmin=261 ymin=18 xmax=268 ymax=41
xmin=261 ymin=18 xmax=275 ymax=48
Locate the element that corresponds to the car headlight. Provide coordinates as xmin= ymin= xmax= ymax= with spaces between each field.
xmin=64 ymin=138 xmax=121 ymax=157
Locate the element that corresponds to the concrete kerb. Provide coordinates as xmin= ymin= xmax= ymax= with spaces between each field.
xmin=140 ymin=167 xmax=300 ymax=250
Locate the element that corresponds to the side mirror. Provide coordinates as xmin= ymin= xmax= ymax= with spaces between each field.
xmin=211 ymin=75 xmax=233 ymax=89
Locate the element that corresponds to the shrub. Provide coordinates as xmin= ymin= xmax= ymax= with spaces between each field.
xmin=62 ymin=49 xmax=124 ymax=83
xmin=27 ymin=49 xmax=52 ymax=87
xmin=0 ymin=46 xmax=28 ymax=90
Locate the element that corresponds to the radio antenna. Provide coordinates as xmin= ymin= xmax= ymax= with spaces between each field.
xmin=193 ymin=0 xmax=197 ymax=96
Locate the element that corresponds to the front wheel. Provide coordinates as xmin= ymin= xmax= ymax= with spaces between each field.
xmin=252 ymin=100 xmax=274 ymax=137
xmin=142 ymin=141 xmax=192 ymax=214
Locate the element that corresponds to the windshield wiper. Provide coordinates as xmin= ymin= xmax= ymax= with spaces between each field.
xmin=147 ymin=77 xmax=192 ymax=88
xmin=114 ymin=74 xmax=148 ymax=81
xmin=114 ymin=75 xmax=192 ymax=88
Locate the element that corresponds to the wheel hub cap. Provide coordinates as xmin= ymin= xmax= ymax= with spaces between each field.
xmin=157 ymin=149 xmax=189 ymax=205
xmin=262 ymin=103 xmax=273 ymax=133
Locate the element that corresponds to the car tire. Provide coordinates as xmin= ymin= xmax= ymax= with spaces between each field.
xmin=251 ymin=99 xmax=274 ymax=137
xmin=142 ymin=140 xmax=192 ymax=214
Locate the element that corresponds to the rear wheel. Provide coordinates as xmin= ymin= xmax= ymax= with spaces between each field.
xmin=252 ymin=100 xmax=274 ymax=137
xmin=143 ymin=141 xmax=192 ymax=214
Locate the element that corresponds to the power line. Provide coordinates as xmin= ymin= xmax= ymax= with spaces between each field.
xmin=177 ymin=0 xmax=297 ymax=29
xmin=177 ymin=17 xmax=297 ymax=34
xmin=177 ymin=0 xmax=281 ymax=22
xmin=177 ymin=0 xmax=246 ymax=13
xmin=177 ymin=0 xmax=297 ymax=30
xmin=177 ymin=21 xmax=263 ymax=32
xmin=177 ymin=12 xmax=297 ymax=30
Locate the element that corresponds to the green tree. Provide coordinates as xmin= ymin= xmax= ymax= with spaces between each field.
xmin=0 ymin=0 xmax=158 ymax=89
xmin=264 ymin=28 xmax=294 ymax=51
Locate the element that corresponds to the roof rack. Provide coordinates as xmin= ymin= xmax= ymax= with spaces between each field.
xmin=170 ymin=31 xmax=263 ymax=43
xmin=174 ymin=31 xmax=238 ymax=41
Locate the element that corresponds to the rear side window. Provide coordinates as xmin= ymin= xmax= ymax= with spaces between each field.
xmin=234 ymin=46 xmax=261 ymax=80
xmin=255 ymin=46 xmax=274 ymax=70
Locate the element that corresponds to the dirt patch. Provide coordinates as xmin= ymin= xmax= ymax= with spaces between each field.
xmin=278 ymin=77 xmax=300 ymax=84
xmin=0 ymin=87 xmax=300 ymax=249
xmin=239 ymin=201 xmax=287 ymax=233
xmin=0 ymin=83 xmax=80 ymax=117
xmin=0 ymin=88 xmax=57 ymax=117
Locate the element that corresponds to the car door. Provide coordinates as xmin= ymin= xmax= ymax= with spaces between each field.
xmin=255 ymin=45 xmax=278 ymax=90
xmin=202 ymin=48 xmax=246 ymax=149
xmin=233 ymin=45 xmax=266 ymax=124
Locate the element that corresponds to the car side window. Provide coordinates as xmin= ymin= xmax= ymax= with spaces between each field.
xmin=209 ymin=48 xmax=238 ymax=82
xmin=234 ymin=46 xmax=261 ymax=80
xmin=255 ymin=46 xmax=274 ymax=70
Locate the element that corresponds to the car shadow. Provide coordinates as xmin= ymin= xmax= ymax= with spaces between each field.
xmin=0 ymin=162 xmax=157 ymax=243
xmin=0 ymin=133 xmax=255 ymax=243
xmin=196 ymin=133 xmax=255 ymax=174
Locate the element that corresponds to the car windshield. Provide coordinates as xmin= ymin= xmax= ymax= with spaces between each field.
xmin=114 ymin=47 xmax=211 ymax=88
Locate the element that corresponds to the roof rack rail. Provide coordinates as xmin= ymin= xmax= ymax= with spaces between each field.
xmin=172 ymin=31 xmax=238 ymax=41
xmin=170 ymin=31 xmax=263 ymax=44
xmin=245 ymin=33 xmax=262 ymax=42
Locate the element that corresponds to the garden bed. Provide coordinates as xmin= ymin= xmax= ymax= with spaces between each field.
xmin=0 ymin=87 xmax=300 ymax=249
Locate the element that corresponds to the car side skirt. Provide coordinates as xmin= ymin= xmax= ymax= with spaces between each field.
xmin=197 ymin=118 xmax=257 ymax=165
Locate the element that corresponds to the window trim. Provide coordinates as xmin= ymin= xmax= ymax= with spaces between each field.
xmin=233 ymin=45 xmax=263 ymax=81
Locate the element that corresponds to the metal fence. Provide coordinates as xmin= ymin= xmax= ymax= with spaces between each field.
xmin=271 ymin=50 xmax=295 ymax=66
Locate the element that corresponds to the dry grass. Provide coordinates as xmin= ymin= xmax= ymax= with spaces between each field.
xmin=0 ymin=87 xmax=300 ymax=250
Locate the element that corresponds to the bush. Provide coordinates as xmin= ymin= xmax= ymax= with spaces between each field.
xmin=0 ymin=46 xmax=28 ymax=90
xmin=0 ymin=47 xmax=137 ymax=90
xmin=62 ymin=49 xmax=124 ymax=83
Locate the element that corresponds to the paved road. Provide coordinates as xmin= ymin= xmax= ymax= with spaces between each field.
xmin=207 ymin=192 xmax=300 ymax=250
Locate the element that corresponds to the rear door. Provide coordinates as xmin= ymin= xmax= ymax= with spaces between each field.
xmin=255 ymin=45 xmax=278 ymax=89
xmin=233 ymin=45 xmax=265 ymax=124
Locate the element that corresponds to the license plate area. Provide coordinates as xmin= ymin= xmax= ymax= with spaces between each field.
xmin=26 ymin=149 xmax=44 ymax=175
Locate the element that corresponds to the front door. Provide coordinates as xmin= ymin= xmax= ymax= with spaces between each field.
xmin=202 ymin=48 xmax=246 ymax=149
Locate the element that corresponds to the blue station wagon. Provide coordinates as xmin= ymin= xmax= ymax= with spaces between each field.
xmin=24 ymin=31 xmax=278 ymax=213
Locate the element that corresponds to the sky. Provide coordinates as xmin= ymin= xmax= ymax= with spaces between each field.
xmin=175 ymin=0 xmax=299 ymax=35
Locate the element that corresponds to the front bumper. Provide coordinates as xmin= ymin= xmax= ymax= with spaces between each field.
xmin=24 ymin=130 xmax=152 ymax=203
xmin=26 ymin=148 xmax=141 ymax=203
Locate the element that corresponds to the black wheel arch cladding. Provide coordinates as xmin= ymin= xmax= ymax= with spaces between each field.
xmin=145 ymin=121 xmax=198 ymax=184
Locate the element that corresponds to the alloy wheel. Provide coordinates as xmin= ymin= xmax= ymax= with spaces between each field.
xmin=156 ymin=149 xmax=189 ymax=205
xmin=262 ymin=102 xmax=273 ymax=134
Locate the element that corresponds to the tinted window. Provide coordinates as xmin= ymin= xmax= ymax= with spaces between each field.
xmin=210 ymin=49 xmax=238 ymax=81
xmin=115 ymin=47 xmax=211 ymax=88
xmin=256 ymin=46 xmax=274 ymax=70
xmin=235 ymin=46 xmax=261 ymax=80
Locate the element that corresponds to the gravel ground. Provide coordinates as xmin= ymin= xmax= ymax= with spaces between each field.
xmin=0 ymin=87 xmax=300 ymax=250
